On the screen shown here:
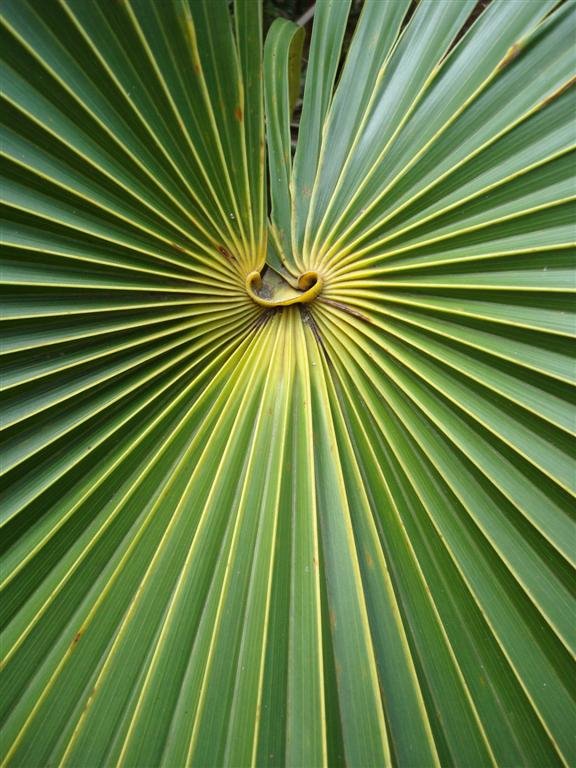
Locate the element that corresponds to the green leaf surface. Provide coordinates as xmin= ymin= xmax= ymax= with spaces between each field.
xmin=264 ymin=18 xmax=305 ymax=272
xmin=1 ymin=1 xmax=574 ymax=766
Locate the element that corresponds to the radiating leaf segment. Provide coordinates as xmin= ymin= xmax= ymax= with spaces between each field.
xmin=1 ymin=0 xmax=574 ymax=766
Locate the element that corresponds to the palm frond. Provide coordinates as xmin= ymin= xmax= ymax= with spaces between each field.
xmin=1 ymin=0 xmax=574 ymax=765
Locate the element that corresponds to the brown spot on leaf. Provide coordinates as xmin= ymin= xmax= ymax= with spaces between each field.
xmin=538 ymin=76 xmax=575 ymax=110
xmin=234 ymin=105 xmax=243 ymax=122
xmin=497 ymin=42 xmax=522 ymax=71
xmin=82 ymin=688 xmax=97 ymax=713
xmin=217 ymin=245 xmax=235 ymax=262
xmin=319 ymin=297 xmax=372 ymax=323
xmin=329 ymin=609 xmax=337 ymax=630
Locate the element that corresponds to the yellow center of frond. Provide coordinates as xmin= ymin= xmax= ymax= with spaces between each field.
xmin=246 ymin=269 xmax=323 ymax=307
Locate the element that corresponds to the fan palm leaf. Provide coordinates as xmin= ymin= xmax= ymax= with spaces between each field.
xmin=1 ymin=0 xmax=574 ymax=765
